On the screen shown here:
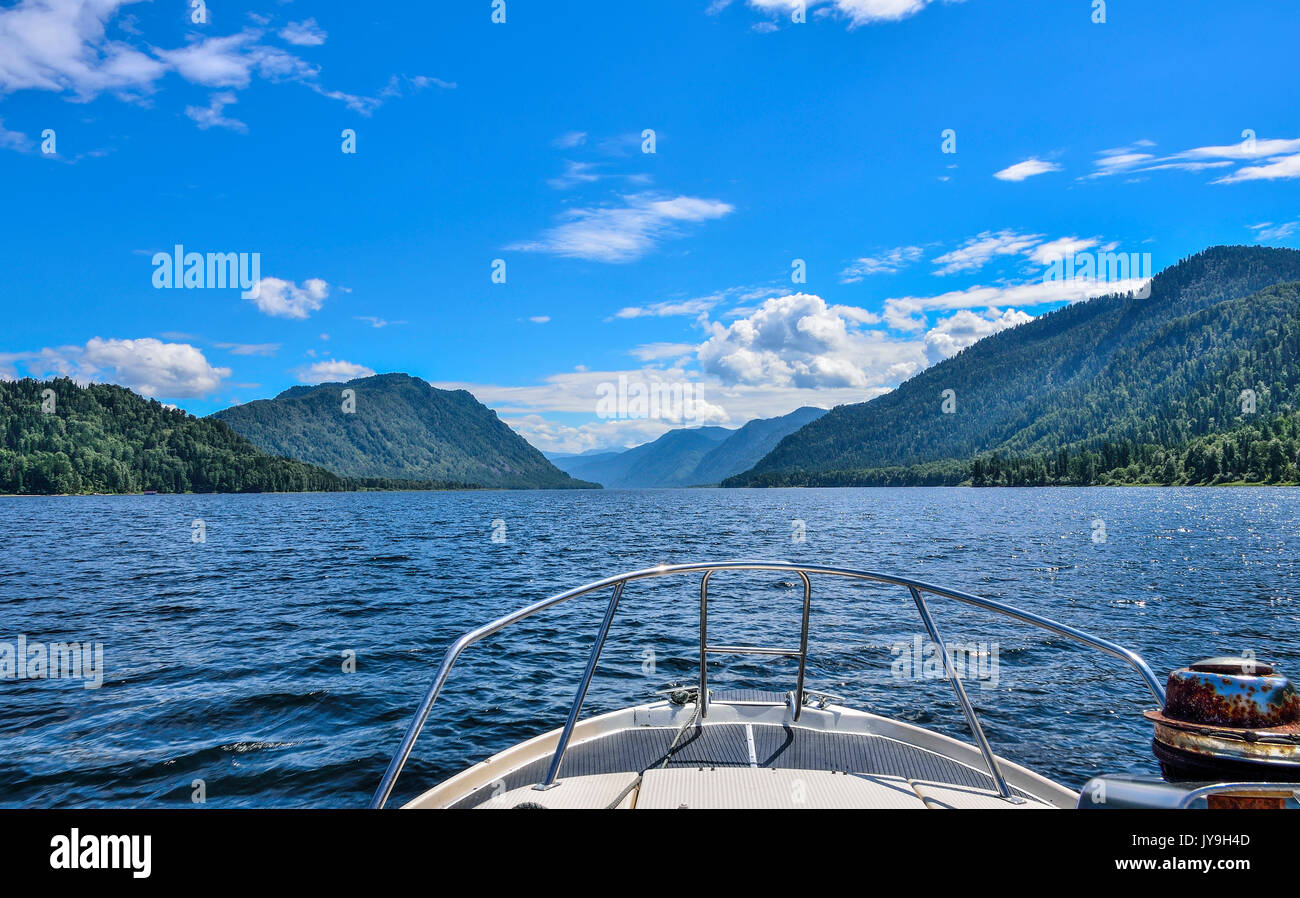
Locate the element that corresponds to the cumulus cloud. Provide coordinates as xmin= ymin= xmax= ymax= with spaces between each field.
xmin=922 ymin=308 xmax=1033 ymax=363
xmin=80 ymin=337 xmax=231 ymax=396
xmin=0 ymin=0 xmax=167 ymax=98
xmin=698 ymin=293 xmax=920 ymax=389
xmin=2 ymin=337 xmax=231 ymax=397
xmin=509 ymin=193 xmax=734 ymax=263
xmin=294 ymin=360 xmax=375 ymax=384
xmin=994 ymin=158 xmax=1062 ymax=181
xmin=246 ymin=277 xmax=329 ymax=319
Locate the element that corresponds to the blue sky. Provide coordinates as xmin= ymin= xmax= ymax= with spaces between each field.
xmin=1 ymin=0 xmax=1297 ymax=452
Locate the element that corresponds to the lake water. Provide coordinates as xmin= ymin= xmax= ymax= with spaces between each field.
xmin=0 ymin=487 xmax=1296 ymax=807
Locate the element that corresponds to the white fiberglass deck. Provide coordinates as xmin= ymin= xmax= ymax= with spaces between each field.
xmin=404 ymin=692 xmax=1075 ymax=809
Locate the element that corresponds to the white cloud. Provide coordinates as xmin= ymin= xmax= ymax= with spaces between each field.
xmin=698 ymin=293 xmax=922 ymax=389
xmin=0 ymin=4 xmax=422 ymax=121
xmin=1025 ymin=235 xmax=1100 ymax=266
xmin=994 ymin=158 xmax=1062 ymax=181
xmin=744 ymin=0 xmax=943 ymax=28
xmin=931 ymin=229 xmax=1043 ymax=275
xmin=294 ymin=360 xmax=375 ymax=384
xmin=629 ymin=342 xmax=697 ymax=362
xmin=528 ymin=315 xmax=551 ymax=324
xmin=510 ymin=193 xmax=734 ymax=263
xmin=0 ymin=0 xmax=167 ymax=98
xmin=1214 ymin=153 xmax=1300 ymax=185
xmin=552 ymin=130 xmax=587 ymax=149
xmin=1249 ymin=220 xmax=1299 ymax=243
xmin=279 ymin=19 xmax=327 ymax=47
xmin=79 ymin=338 xmax=231 ymax=396
xmin=882 ymin=276 xmax=1147 ymax=332
xmin=840 ymin=245 xmax=923 ymax=281
xmin=2 ymin=337 xmax=231 ymax=397
xmin=0 ymin=118 xmax=32 ymax=152
xmin=184 ymin=92 xmax=246 ymax=132
xmin=247 ymin=277 xmax=329 ymax=319
xmin=1087 ymin=136 xmax=1300 ymax=184
xmin=922 ymin=308 xmax=1033 ymax=363
xmin=214 ymin=342 xmax=280 ymax=356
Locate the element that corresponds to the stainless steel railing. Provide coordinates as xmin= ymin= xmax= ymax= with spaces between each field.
xmin=370 ymin=560 xmax=1168 ymax=808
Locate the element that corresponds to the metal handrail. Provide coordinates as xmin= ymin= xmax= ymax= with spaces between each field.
xmin=370 ymin=560 xmax=1167 ymax=808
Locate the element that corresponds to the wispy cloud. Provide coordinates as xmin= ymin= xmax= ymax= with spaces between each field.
xmin=994 ymin=158 xmax=1062 ymax=181
xmin=735 ymin=0 xmax=952 ymax=29
xmin=932 ymin=229 xmax=1043 ymax=275
xmin=214 ymin=341 xmax=280 ymax=356
xmin=1249 ymin=220 xmax=1299 ymax=243
xmin=184 ymin=92 xmax=246 ymax=132
xmin=1086 ymin=136 xmax=1300 ymax=184
xmin=552 ymin=131 xmax=588 ymax=149
xmin=841 ymin=245 xmax=924 ymax=282
xmin=510 ymin=193 xmax=733 ymax=263
xmin=279 ymin=19 xmax=327 ymax=47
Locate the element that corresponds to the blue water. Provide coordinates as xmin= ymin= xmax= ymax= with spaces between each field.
xmin=0 ymin=487 xmax=1296 ymax=807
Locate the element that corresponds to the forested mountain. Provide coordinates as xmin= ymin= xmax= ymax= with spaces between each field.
xmin=727 ymin=246 xmax=1300 ymax=487
xmin=553 ymin=426 xmax=732 ymax=488
xmin=0 ymin=378 xmax=364 ymax=494
xmin=550 ymin=407 xmax=826 ymax=487
xmin=212 ymin=373 xmax=594 ymax=489
xmin=689 ymin=406 xmax=826 ymax=485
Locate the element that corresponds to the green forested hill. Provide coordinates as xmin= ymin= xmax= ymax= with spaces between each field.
xmin=727 ymin=246 xmax=1300 ymax=487
xmin=211 ymin=373 xmax=595 ymax=489
xmin=0 ymin=378 xmax=360 ymax=494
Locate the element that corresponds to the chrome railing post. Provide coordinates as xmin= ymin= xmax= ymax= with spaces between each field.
xmin=536 ymin=579 xmax=626 ymax=789
xmin=908 ymin=585 xmax=1018 ymax=801
xmin=792 ymin=571 xmax=812 ymax=721
xmin=699 ymin=571 xmax=712 ymax=718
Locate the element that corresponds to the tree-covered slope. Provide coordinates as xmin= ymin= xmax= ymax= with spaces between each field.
xmin=211 ymin=373 xmax=594 ymax=489
xmin=0 ymin=378 xmax=353 ymax=494
xmin=730 ymin=246 xmax=1300 ymax=484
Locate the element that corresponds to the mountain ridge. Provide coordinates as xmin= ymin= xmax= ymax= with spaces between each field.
xmin=726 ymin=245 xmax=1300 ymax=486
xmin=211 ymin=372 xmax=596 ymax=489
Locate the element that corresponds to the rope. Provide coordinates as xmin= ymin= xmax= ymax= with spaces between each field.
xmin=603 ymin=692 xmax=703 ymax=809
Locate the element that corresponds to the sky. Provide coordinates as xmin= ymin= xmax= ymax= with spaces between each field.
xmin=1 ymin=0 xmax=1297 ymax=453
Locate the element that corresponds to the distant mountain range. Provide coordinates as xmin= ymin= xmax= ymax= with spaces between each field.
xmin=549 ymin=406 xmax=825 ymax=487
xmin=726 ymin=245 xmax=1300 ymax=487
xmin=212 ymin=373 xmax=595 ymax=490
